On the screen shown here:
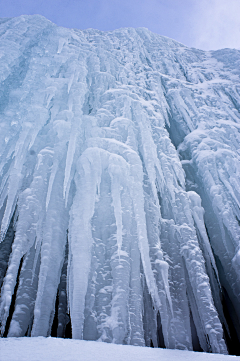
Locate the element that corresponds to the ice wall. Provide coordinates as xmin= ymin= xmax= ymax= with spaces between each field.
xmin=0 ymin=15 xmax=240 ymax=355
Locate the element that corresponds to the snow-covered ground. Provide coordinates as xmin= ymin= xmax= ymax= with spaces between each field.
xmin=0 ymin=338 xmax=238 ymax=361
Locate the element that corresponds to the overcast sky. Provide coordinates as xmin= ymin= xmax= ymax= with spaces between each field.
xmin=0 ymin=0 xmax=239 ymax=50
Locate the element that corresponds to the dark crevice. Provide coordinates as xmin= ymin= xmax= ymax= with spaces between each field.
xmin=189 ymin=309 xmax=203 ymax=352
xmin=221 ymin=286 xmax=240 ymax=356
xmin=64 ymin=318 xmax=72 ymax=339
xmin=142 ymin=272 xmax=158 ymax=348
xmin=0 ymin=216 xmax=16 ymax=289
xmin=204 ymin=224 xmax=221 ymax=283
xmin=157 ymin=190 xmax=162 ymax=209
xmin=58 ymin=240 xmax=70 ymax=338
xmin=51 ymin=292 xmax=59 ymax=337
xmin=156 ymin=311 xmax=165 ymax=348
xmin=211 ymin=253 xmax=240 ymax=355
xmin=25 ymin=325 xmax=30 ymax=337
xmin=165 ymin=110 xmax=186 ymax=149
xmin=50 ymin=239 xmax=71 ymax=339
xmin=235 ymin=215 xmax=240 ymax=227
xmin=224 ymin=89 xmax=240 ymax=115
xmin=204 ymin=224 xmax=240 ymax=355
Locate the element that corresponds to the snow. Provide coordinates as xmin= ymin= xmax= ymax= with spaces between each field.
xmin=0 ymin=337 xmax=237 ymax=361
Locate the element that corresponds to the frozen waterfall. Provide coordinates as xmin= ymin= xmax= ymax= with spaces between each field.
xmin=0 ymin=15 xmax=240 ymax=355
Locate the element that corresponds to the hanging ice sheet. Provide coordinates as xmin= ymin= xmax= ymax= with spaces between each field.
xmin=0 ymin=15 xmax=240 ymax=355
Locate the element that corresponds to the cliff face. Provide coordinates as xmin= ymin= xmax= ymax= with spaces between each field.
xmin=0 ymin=15 xmax=240 ymax=354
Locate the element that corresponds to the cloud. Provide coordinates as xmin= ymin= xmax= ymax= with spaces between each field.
xmin=191 ymin=0 xmax=240 ymax=50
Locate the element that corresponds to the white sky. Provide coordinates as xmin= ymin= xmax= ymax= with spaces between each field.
xmin=191 ymin=0 xmax=240 ymax=50
xmin=0 ymin=0 xmax=239 ymax=50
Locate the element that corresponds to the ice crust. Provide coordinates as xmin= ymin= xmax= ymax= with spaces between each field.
xmin=0 ymin=15 xmax=239 ymax=355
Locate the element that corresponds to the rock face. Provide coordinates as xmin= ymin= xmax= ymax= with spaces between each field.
xmin=0 ymin=15 xmax=240 ymax=354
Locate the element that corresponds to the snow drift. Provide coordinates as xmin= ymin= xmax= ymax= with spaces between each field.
xmin=0 ymin=337 xmax=236 ymax=361
xmin=0 ymin=15 xmax=239 ymax=355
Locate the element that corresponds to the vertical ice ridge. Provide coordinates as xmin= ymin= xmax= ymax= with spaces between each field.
xmin=180 ymin=124 xmax=240 ymax=324
xmin=108 ymin=155 xmax=124 ymax=258
xmin=31 ymin=163 xmax=68 ymax=337
xmin=8 ymin=243 xmax=40 ymax=337
xmin=188 ymin=191 xmax=220 ymax=284
xmin=69 ymin=148 xmax=103 ymax=339
xmin=86 ymin=138 xmax=163 ymax=312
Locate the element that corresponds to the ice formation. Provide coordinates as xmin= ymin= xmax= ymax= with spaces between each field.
xmin=0 ymin=15 xmax=240 ymax=355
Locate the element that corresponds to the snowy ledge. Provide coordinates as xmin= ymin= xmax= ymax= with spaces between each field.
xmin=0 ymin=338 xmax=237 ymax=361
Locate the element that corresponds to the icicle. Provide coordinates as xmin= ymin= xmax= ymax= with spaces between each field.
xmin=68 ymin=148 xmax=103 ymax=339
xmin=31 ymin=167 xmax=68 ymax=337
xmin=108 ymin=155 xmax=125 ymax=258
xmin=128 ymin=155 xmax=161 ymax=310
xmin=188 ymin=191 xmax=220 ymax=283
xmin=87 ymin=138 xmax=162 ymax=307
xmin=129 ymin=226 xmax=145 ymax=346
xmin=63 ymin=111 xmax=76 ymax=201
xmin=155 ymin=259 xmax=173 ymax=315
xmin=0 ymin=216 xmax=15 ymax=289
xmin=8 ymin=243 xmax=40 ymax=337
xmin=0 ymin=235 xmax=24 ymax=335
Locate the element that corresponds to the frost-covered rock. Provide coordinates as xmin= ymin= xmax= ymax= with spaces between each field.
xmin=0 ymin=15 xmax=239 ymax=355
